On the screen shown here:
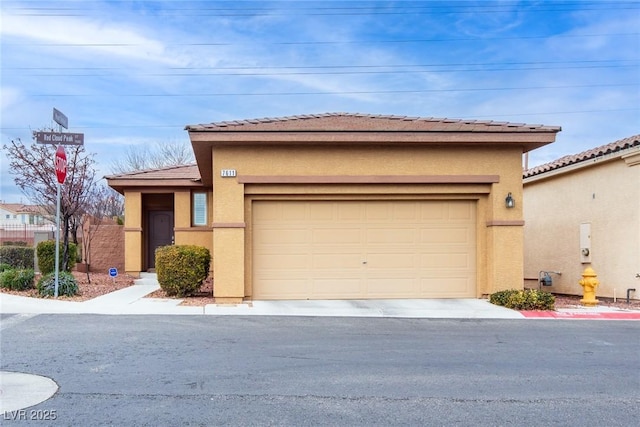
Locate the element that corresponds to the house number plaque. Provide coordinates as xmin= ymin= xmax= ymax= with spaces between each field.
xmin=221 ymin=169 xmax=237 ymax=177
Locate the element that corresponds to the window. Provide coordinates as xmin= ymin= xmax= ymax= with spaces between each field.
xmin=192 ymin=192 xmax=207 ymax=226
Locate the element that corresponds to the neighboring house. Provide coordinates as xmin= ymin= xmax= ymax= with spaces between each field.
xmin=523 ymin=135 xmax=640 ymax=299
xmin=0 ymin=203 xmax=53 ymax=245
xmin=0 ymin=203 xmax=49 ymax=226
xmin=107 ymin=113 xmax=560 ymax=302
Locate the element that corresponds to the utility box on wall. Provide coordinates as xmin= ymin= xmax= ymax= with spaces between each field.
xmin=580 ymin=223 xmax=592 ymax=264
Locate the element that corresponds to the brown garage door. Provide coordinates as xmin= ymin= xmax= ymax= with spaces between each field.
xmin=252 ymin=200 xmax=476 ymax=300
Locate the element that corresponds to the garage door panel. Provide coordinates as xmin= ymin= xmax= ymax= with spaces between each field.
xmin=312 ymin=228 xmax=362 ymax=244
xmin=254 ymin=228 xmax=309 ymax=244
xmin=257 ymin=279 xmax=311 ymax=299
xmin=447 ymin=201 xmax=474 ymax=220
xmin=419 ymin=203 xmax=447 ymax=220
xmin=367 ymin=252 xmax=417 ymax=269
xmin=391 ymin=203 xmax=420 ymax=220
xmin=255 ymin=253 xmax=309 ymax=270
xmin=337 ymin=203 xmax=363 ymax=220
xmin=420 ymin=253 xmax=473 ymax=269
xmin=367 ymin=278 xmax=417 ymax=297
xmin=420 ymin=227 xmax=472 ymax=244
xmin=312 ymin=253 xmax=362 ymax=269
xmin=366 ymin=228 xmax=417 ymax=244
xmin=281 ymin=203 xmax=308 ymax=220
xmin=309 ymin=203 xmax=334 ymax=220
xmin=253 ymin=200 xmax=476 ymax=300
xmin=365 ymin=203 xmax=392 ymax=220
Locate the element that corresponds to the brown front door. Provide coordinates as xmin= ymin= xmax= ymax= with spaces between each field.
xmin=148 ymin=210 xmax=174 ymax=270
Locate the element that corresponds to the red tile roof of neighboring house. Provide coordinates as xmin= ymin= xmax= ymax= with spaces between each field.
xmin=187 ymin=112 xmax=562 ymax=133
xmin=524 ymin=134 xmax=640 ymax=178
xmin=0 ymin=203 xmax=46 ymax=215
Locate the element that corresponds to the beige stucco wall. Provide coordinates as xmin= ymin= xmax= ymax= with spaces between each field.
xmin=209 ymin=144 xmax=526 ymax=301
xmin=524 ymin=152 xmax=640 ymax=299
xmin=173 ymin=190 xmax=214 ymax=255
xmin=123 ymin=191 xmax=142 ymax=276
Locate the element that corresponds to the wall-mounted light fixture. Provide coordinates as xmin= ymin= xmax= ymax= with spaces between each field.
xmin=505 ymin=192 xmax=515 ymax=208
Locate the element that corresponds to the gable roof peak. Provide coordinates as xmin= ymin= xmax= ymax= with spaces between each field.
xmin=105 ymin=163 xmax=198 ymax=179
xmin=186 ymin=112 xmax=561 ymax=133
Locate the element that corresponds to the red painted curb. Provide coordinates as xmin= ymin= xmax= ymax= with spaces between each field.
xmin=521 ymin=310 xmax=640 ymax=320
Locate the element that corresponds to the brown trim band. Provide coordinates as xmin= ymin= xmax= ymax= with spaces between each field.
xmin=486 ymin=220 xmax=525 ymax=227
xmin=212 ymin=222 xmax=246 ymax=228
xmin=174 ymin=227 xmax=214 ymax=232
xmin=238 ymin=175 xmax=500 ymax=184
xmin=124 ymin=227 xmax=142 ymax=232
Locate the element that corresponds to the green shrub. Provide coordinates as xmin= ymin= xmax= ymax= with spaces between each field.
xmin=3 ymin=241 xmax=28 ymax=246
xmin=37 ymin=271 xmax=78 ymax=297
xmin=0 ymin=263 xmax=12 ymax=273
xmin=36 ymin=241 xmax=77 ymax=274
xmin=490 ymin=289 xmax=555 ymax=310
xmin=0 ymin=268 xmax=35 ymax=291
xmin=156 ymin=245 xmax=211 ymax=297
xmin=0 ymin=245 xmax=34 ymax=269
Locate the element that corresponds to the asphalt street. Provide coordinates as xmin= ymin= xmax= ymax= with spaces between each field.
xmin=1 ymin=314 xmax=638 ymax=426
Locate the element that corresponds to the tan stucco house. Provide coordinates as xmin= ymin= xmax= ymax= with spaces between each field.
xmin=107 ymin=113 xmax=560 ymax=302
xmin=523 ymin=134 xmax=640 ymax=300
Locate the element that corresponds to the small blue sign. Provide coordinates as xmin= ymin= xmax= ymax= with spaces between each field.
xmin=109 ymin=267 xmax=118 ymax=278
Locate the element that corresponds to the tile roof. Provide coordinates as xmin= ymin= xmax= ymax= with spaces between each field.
xmin=187 ymin=112 xmax=561 ymax=133
xmin=105 ymin=164 xmax=200 ymax=180
xmin=524 ymin=134 xmax=640 ymax=178
xmin=0 ymin=203 xmax=45 ymax=214
xmin=105 ymin=164 xmax=202 ymax=194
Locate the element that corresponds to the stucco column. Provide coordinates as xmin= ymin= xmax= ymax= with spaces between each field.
xmin=174 ymin=191 xmax=191 ymax=229
xmin=123 ymin=190 xmax=142 ymax=276
xmin=211 ymin=162 xmax=246 ymax=303
xmin=486 ymin=223 xmax=524 ymax=293
xmin=485 ymin=172 xmax=525 ymax=294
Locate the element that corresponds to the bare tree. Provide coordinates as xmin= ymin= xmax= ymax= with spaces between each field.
xmin=3 ymin=135 xmax=97 ymax=270
xmin=110 ymin=140 xmax=194 ymax=174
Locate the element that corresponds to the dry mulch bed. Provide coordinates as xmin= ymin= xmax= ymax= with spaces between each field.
xmin=0 ymin=271 xmax=135 ymax=301
xmin=553 ymin=294 xmax=640 ymax=310
xmin=145 ymin=278 xmax=215 ymax=306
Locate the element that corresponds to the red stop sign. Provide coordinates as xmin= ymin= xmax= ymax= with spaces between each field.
xmin=54 ymin=145 xmax=67 ymax=184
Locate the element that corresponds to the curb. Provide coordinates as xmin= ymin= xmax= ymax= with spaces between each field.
xmin=521 ymin=310 xmax=640 ymax=320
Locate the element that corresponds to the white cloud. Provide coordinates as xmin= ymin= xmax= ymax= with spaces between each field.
xmin=1 ymin=13 xmax=182 ymax=66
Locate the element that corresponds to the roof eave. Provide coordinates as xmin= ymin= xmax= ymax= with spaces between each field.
xmin=106 ymin=178 xmax=204 ymax=195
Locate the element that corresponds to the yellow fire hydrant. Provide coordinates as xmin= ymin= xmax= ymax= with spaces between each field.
xmin=579 ymin=266 xmax=599 ymax=307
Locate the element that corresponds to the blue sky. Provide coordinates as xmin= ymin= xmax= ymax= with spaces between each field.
xmin=1 ymin=0 xmax=639 ymax=203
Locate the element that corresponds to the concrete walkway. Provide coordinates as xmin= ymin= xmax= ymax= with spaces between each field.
xmin=1 ymin=273 xmax=639 ymax=319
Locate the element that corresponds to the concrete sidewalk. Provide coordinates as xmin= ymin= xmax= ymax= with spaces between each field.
xmin=1 ymin=274 xmax=638 ymax=319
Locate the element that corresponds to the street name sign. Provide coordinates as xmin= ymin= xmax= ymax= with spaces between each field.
xmin=35 ymin=131 xmax=84 ymax=146
xmin=53 ymin=108 xmax=68 ymax=129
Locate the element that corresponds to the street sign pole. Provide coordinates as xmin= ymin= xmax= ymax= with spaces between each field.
xmin=53 ymin=144 xmax=67 ymax=298
xmin=54 ymin=179 xmax=61 ymax=298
